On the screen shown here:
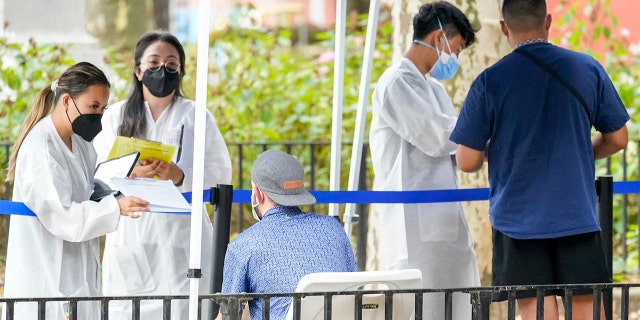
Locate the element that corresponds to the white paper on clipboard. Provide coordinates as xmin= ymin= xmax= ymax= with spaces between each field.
xmin=110 ymin=178 xmax=191 ymax=213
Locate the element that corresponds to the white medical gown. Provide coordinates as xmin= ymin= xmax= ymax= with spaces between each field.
xmin=3 ymin=116 xmax=121 ymax=319
xmin=93 ymin=96 xmax=232 ymax=319
xmin=369 ymin=58 xmax=480 ymax=320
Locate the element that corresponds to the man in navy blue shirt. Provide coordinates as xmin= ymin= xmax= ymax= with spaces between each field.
xmin=220 ymin=150 xmax=357 ymax=319
xmin=450 ymin=0 xmax=629 ymax=319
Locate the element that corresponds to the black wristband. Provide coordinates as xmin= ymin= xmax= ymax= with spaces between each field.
xmin=175 ymin=173 xmax=185 ymax=187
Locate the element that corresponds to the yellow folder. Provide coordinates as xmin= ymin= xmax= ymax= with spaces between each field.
xmin=107 ymin=136 xmax=177 ymax=163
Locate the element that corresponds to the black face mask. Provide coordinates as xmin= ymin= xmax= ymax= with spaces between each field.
xmin=67 ymin=98 xmax=103 ymax=142
xmin=141 ymin=66 xmax=180 ymax=98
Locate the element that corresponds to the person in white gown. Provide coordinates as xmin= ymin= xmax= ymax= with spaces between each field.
xmin=93 ymin=30 xmax=232 ymax=319
xmin=369 ymin=2 xmax=480 ymax=319
xmin=3 ymin=62 xmax=148 ymax=320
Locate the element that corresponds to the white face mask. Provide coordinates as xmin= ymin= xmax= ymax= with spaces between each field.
xmin=251 ymin=189 xmax=261 ymax=221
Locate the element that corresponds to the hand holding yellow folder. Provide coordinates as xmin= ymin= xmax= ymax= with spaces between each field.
xmin=107 ymin=136 xmax=177 ymax=163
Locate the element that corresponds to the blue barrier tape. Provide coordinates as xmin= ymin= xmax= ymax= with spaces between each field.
xmin=3 ymin=181 xmax=640 ymax=216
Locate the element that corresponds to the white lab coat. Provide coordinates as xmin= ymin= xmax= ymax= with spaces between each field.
xmin=93 ymin=96 xmax=232 ymax=319
xmin=370 ymin=58 xmax=480 ymax=320
xmin=3 ymin=116 xmax=121 ymax=320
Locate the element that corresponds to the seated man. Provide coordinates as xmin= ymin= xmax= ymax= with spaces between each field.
xmin=221 ymin=149 xmax=358 ymax=319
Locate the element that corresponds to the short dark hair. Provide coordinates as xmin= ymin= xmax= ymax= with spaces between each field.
xmin=412 ymin=1 xmax=477 ymax=47
xmin=502 ymin=0 xmax=547 ymax=33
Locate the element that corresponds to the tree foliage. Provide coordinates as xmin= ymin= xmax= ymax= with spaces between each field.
xmin=551 ymin=0 xmax=640 ymax=280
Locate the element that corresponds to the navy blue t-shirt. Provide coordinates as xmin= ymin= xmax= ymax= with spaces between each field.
xmin=450 ymin=42 xmax=629 ymax=239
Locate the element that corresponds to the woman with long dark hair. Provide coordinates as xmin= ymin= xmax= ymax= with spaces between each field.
xmin=93 ymin=30 xmax=232 ymax=319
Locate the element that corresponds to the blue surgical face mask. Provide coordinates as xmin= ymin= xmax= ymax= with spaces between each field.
xmin=413 ymin=38 xmax=459 ymax=80
xmin=413 ymin=19 xmax=460 ymax=80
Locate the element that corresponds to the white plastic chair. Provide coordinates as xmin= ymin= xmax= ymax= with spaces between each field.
xmin=284 ymin=269 xmax=423 ymax=320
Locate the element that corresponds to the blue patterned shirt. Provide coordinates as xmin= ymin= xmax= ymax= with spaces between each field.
xmin=221 ymin=206 xmax=358 ymax=319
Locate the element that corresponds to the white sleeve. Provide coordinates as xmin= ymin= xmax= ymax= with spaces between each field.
xmin=16 ymin=142 xmax=120 ymax=242
xmin=378 ymin=76 xmax=458 ymax=157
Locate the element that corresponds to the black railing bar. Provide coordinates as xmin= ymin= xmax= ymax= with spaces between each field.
xmin=469 ymin=291 xmax=487 ymax=320
xmin=132 ymin=298 xmax=140 ymax=320
xmin=4 ymin=143 xmax=10 ymax=199
xmin=323 ymin=293 xmax=332 ymax=320
xmin=384 ymin=291 xmax=393 ymax=320
xmin=100 ymin=298 xmax=108 ymax=320
xmin=354 ymin=292 xmax=362 ymax=320
xmin=69 ymin=300 xmax=78 ymax=320
xmin=414 ymin=292 xmax=423 ymax=320
xmin=309 ymin=144 xmax=316 ymax=212
xmin=593 ymin=287 xmax=602 ymax=320
xmin=444 ymin=291 xmax=453 ymax=320
xmin=536 ymin=289 xmax=544 ymax=320
xmin=291 ymin=295 xmax=301 ymax=320
xmin=5 ymin=300 xmax=14 ymax=320
xmin=163 ymin=298 xmax=171 ymax=320
xmin=309 ymin=144 xmax=316 ymax=190
xmin=356 ymin=145 xmax=368 ymax=271
xmin=38 ymin=300 xmax=45 ymax=320
xmin=621 ymin=286 xmax=630 ymax=320
xmin=261 ymin=296 xmax=270 ymax=320
xmin=236 ymin=144 xmax=244 ymax=233
xmin=637 ymin=142 xmax=640 ymax=275
xmin=507 ymin=291 xmax=517 ymax=320
xmin=564 ymin=288 xmax=573 ymax=320
xmin=623 ymin=148 xmax=629 ymax=264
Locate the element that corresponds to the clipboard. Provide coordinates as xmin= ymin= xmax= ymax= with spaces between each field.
xmin=107 ymin=136 xmax=177 ymax=163
xmin=95 ymin=151 xmax=140 ymax=187
xmin=91 ymin=152 xmax=140 ymax=201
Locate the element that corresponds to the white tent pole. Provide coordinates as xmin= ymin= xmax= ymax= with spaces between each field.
xmin=329 ymin=0 xmax=348 ymax=217
xmin=343 ymin=0 xmax=380 ymax=235
xmin=188 ymin=0 xmax=210 ymax=318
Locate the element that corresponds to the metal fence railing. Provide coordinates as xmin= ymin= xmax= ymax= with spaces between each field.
xmin=2 ymin=283 xmax=639 ymax=320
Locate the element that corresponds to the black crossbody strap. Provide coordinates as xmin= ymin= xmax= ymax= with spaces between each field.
xmin=515 ymin=48 xmax=592 ymax=122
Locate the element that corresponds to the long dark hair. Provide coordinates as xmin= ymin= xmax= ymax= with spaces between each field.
xmin=118 ymin=30 xmax=186 ymax=138
xmin=6 ymin=62 xmax=110 ymax=181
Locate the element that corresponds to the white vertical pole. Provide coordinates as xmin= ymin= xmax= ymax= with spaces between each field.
xmin=188 ymin=0 xmax=210 ymax=318
xmin=329 ymin=0 xmax=348 ymax=217
xmin=343 ymin=0 xmax=380 ymax=235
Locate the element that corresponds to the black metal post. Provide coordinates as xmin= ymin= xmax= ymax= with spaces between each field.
xmin=218 ymin=297 xmax=244 ymax=320
xmin=210 ymin=184 xmax=234 ymax=319
xmin=470 ymin=291 xmax=491 ymax=320
xmin=596 ymin=175 xmax=613 ymax=320
xmin=356 ymin=144 xmax=368 ymax=271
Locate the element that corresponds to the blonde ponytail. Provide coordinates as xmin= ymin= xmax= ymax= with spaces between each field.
xmin=5 ymin=86 xmax=56 ymax=182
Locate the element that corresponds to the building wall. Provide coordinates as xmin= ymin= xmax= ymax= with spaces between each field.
xmin=546 ymin=0 xmax=640 ymax=47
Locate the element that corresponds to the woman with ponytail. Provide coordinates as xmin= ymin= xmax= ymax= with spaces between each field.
xmin=3 ymin=62 xmax=149 ymax=319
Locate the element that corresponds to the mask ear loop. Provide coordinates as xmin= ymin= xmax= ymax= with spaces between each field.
xmin=436 ymin=17 xmax=456 ymax=61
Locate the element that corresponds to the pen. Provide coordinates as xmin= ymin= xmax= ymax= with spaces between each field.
xmin=176 ymin=124 xmax=184 ymax=163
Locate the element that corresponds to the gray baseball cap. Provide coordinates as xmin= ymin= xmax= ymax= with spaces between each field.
xmin=251 ymin=149 xmax=316 ymax=206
